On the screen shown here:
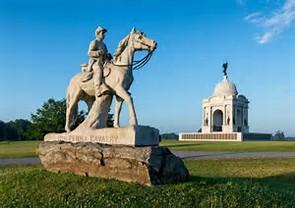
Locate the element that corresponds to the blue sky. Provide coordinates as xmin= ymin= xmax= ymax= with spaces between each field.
xmin=0 ymin=0 xmax=294 ymax=135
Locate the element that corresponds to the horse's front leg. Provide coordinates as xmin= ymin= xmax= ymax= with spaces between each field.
xmin=114 ymin=96 xmax=124 ymax=128
xmin=115 ymin=87 xmax=138 ymax=126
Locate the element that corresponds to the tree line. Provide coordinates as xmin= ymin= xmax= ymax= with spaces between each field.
xmin=0 ymin=119 xmax=31 ymax=141
xmin=1 ymin=98 xmax=286 ymax=141
xmin=0 ymin=98 xmax=113 ymax=141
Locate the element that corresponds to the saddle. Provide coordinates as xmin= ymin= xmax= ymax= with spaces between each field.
xmin=80 ymin=62 xmax=112 ymax=83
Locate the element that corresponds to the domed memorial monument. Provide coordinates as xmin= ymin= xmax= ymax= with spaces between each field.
xmin=180 ymin=62 xmax=271 ymax=142
xmin=38 ymin=27 xmax=189 ymax=186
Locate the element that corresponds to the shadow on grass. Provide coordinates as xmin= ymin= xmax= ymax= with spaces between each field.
xmin=162 ymin=143 xmax=201 ymax=148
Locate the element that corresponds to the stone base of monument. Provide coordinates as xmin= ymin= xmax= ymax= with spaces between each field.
xmin=45 ymin=125 xmax=159 ymax=146
xmin=38 ymin=141 xmax=189 ymax=186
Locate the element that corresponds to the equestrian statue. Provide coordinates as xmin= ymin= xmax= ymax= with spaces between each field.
xmin=65 ymin=27 xmax=157 ymax=132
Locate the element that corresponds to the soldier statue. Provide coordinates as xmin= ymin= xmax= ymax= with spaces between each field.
xmin=87 ymin=26 xmax=112 ymax=96
xmin=222 ymin=62 xmax=228 ymax=77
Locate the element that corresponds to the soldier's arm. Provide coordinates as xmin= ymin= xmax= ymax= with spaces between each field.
xmin=88 ymin=40 xmax=104 ymax=58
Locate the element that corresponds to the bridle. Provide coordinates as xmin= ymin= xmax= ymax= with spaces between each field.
xmin=112 ymin=34 xmax=155 ymax=70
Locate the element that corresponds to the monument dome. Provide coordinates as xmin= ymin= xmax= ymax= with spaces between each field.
xmin=213 ymin=76 xmax=238 ymax=97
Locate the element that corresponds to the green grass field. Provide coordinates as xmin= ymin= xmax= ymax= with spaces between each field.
xmin=1 ymin=140 xmax=295 ymax=207
xmin=1 ymin=140 xmax=295 ymax=159
xmin=161 ymin=139 xmax=295 ymax=152
xmin=1 ymin=158 xmax=295 ymax=207
xmin=0 ymin=141 xmax=40 ymax=158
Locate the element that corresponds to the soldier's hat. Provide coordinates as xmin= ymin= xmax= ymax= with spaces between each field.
xmin=95 ymin=26 xmax=107 ymax=35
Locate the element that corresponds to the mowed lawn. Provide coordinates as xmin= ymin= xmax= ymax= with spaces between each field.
xmin=1 ymin=140 xmax=295 ymax=159
xmin=1 ymin=158 xmax=295 ymax=207
xmin=1 ymin=140 xmax=295 ymax=207
xmin=161 ymin=139 xmax=295 ymax=152
xmin=0 ymin=141 xmax=40 ymax=158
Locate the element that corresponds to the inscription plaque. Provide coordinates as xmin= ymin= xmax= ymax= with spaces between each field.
xmin=45 ymin=125 xmax=159 ymax=146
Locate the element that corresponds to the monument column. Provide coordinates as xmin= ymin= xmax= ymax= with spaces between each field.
xmin=223 ymin=104 xmax=226 ymax=132
xmin=209 ymin=106 xmax=213 ymax=132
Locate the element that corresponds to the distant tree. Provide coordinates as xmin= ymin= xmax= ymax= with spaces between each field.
xmin=3 ymin=121 xmax=19 ymax=140
xmin=0 ymin=120 xmax=5 ymax=140
xmin=107 ymin=113 xmax=114 ymax=128
xmin=26 ymin=98 xmax=85 ymax=140
xmin=274 ymin=130 xmax=285 ymax=141
xmin=2 ymin=98 xmax=115 ymax=141
xmin=0 ymin=119 xmax=31 ymax=141
xmin=12 ymin=119 xmax=31 ymax=140
xmin=161 ymin=133 xmax=178 ymax=140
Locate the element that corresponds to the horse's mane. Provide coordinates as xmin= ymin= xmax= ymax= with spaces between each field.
xmin=113 ymin=33 xmax=130 ymax=61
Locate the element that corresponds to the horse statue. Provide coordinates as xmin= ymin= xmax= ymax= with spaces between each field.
xmin=65 ymin=28 xmax=157 ymax=132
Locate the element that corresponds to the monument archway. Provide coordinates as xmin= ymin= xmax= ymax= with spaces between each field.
xmin=213 ymin=110 xmax=223 ymax=132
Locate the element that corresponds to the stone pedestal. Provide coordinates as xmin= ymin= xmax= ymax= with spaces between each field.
xmin=45 ymin=125 xmax=159 ymax=146
xmin=38 ymin=141 xmax=189 ymax=186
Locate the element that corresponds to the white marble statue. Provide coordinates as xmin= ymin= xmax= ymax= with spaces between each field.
xmin=65 ymin=27 xmax=157 ymax=132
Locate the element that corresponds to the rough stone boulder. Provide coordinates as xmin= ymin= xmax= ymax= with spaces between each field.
xmin=38 ymin=141 xmax=189 ymax=186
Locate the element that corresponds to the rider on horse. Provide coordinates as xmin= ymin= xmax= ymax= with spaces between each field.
xmin=87 ymin=26 xmax=112 ymax=97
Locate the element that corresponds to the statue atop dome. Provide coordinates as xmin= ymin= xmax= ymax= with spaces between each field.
xmin=222 ymin=61 xmax=228 ymax=77
xmin=212 ymin=62 xmax=238 ymax=97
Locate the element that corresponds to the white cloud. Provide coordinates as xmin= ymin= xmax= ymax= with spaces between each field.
xmin=245 ymin=0 xmax=295 ymax=44
xmin=257 ymin=31 xmax=274 ymax=43
xmin=244 ymin=12 xmax=264 ymax=24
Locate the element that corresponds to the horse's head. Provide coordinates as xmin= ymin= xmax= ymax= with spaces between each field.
xmin=129 ymin=27 xmax=157 ymax=52
xmin=113 ymin=28 xmax=157 ymax=64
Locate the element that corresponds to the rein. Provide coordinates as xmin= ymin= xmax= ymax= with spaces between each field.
xmin=112 ymin=50 xmax=154 ymax=71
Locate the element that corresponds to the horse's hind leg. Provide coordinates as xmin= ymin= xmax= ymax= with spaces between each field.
xmin=65 ymin=87 xmax=82 ymax=132
xmin=114 ymin=96 xmax=124 ymax=128
xmin=115 ymin=87 xmax=138 ymax=126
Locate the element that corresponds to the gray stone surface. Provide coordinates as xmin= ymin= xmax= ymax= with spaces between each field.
xmin=0 ymin=157 xmax=40 ymax=166
xmin=38 ymin=142 xmax=189 ymax=186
